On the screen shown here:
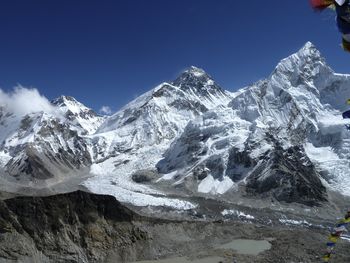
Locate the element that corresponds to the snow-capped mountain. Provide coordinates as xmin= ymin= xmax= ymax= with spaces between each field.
xmin=83 ymin=66 xmax=234 ymax=209
xmin=52 ymin=95 xmax=105 ymax=135
xmin=156 ymin=42 xmax=350 ymax=205
xmin=0 ymin=98 xmax=98 ymax=192
xmin=96 ymin=66 xmax=232 ymax=148
xmin=1 ymin=42 xmax=350 ymax=209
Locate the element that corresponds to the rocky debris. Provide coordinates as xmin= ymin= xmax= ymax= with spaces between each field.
xmin=131 ymin=169 xmax=159 ymax=183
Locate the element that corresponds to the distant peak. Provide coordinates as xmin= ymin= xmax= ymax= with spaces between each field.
xmin=52 ymin=95 xmax=78 ymax=105
xmin=169 ymin=66 xmax=226 ymax=96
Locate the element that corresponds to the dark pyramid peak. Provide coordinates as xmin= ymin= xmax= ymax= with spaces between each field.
xmin=184 ymin=66 xmax=209 ymax=78
xmin=173 ymin=66 xmax=211 ymax=86
xmin=171 ymin=66 xmax=225 ymax=96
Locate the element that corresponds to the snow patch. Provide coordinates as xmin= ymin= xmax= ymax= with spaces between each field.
xmin=279 ymin=218 xmax=312 ymax=226
xmin=198 ymin=175 xmax=234 ymax=194
xmin=221 ymin=209 xmax=255 ymax=220
xmin=158 ymin=171 xmax=178 ymax=181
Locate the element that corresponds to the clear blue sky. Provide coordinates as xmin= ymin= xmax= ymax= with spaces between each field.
xmin=0 ymin=0 xmax=348 ymax=113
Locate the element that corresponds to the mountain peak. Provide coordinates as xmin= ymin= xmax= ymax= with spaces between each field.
xmin=302 ymin=41 xmax=316 ymax=50
xmin=186 ymin=66 xmax=207 ymax=77
xmin=51 ymin=95 xmax=104 ymax=134
xmin=272 ymin=41 xmax=331 ymax=78
xmin=171 ymin=66 xmax=218 ymax=91
xmin=297 ymin=41 xmax=322 ymax=59
xmin=51 ymin=95 xmax=79 ymax=107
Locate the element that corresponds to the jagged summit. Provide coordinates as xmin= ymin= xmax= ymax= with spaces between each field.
xmin=300 ymin=41 xmax=318 ymax=53
xmin=293 ymin=41 xmax=322 ymax=60
xmin=52 ymin=95 xmax=94 ymax=114
xmin=182 ymin=66 xmax=208 ymax=78
xmin=172 ymin=66 xmax=219 ymax=91
xmin=294 ymin=41 xmax=325 ymax=63
xmin=51 ymin=95 xmax=78 ymax=105
xmin=273 ymin=42 xmax=332 ymax=79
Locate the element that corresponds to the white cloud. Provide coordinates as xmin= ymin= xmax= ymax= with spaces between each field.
xmin=0 ymin=86 xmax=57 ymax=117
xmin=99 ymin=105 xmax=112 ymax=115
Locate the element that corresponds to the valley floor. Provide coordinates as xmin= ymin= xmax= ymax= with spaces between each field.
xmin=1 ymin=190 xmax=350 ymax=263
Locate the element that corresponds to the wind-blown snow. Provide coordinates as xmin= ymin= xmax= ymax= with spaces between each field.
xmin=0 ymin=87 xmax=58 ymax=117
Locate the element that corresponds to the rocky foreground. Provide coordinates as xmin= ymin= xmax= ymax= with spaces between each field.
xmin=0 ymin=190 xmax=349 ymax=263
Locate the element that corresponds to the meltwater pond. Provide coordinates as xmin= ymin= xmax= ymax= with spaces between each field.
xmin=132 ymin=239 xmax=271 ymax=262
xmin=133 ymin=256 xmax=225 ymax=263
xmin=217 ymin=239 xmax=272 ymax=255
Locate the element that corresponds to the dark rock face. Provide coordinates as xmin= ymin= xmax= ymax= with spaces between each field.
xmin=169 ymin=99 xmax=208 ymax=115
xmin=0 ymin=191 xmax=148 ymax=262
xmin=226 ymin=147 xmax=256 ymax=182
xmin=156 ymin=123 xmax=205 ymax=174
xmin=205 ymin=155 xmax=225 ymax=180
xmin=246 ymin=142 xmax=327 ymax=206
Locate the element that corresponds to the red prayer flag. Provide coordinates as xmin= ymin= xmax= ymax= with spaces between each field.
xmin=310 ymin=0 xmax=334 ymax=11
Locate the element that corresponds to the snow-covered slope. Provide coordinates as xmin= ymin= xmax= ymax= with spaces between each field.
xmin=1 ymin=42 xmax=350 ymax=209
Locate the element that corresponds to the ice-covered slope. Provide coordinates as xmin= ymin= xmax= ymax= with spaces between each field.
xmin=156 ymin=42 xmax=350 ymax=205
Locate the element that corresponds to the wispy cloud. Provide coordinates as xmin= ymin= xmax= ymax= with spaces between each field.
xmin=99 ymin=105 xmax=112 ymax=115
xmin=0 ymin=86 xmax=57 ymax=117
